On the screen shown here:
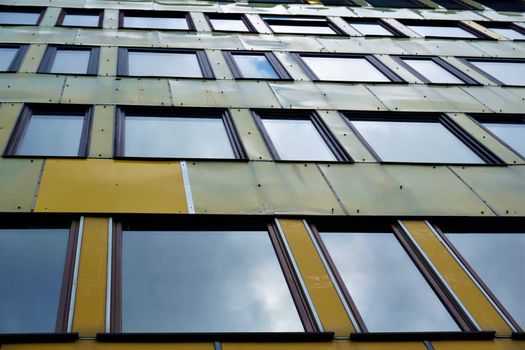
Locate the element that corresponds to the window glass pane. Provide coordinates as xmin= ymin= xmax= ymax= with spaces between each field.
xmin=483 ymin=123 xmax=525 ymax=157
xmin=350 ymin=22 xmax=394 ymax=36
xmin=0 ymin=228 xmax=69 ymax=333
xmin=0 ymin=47 xmax=18 ymax=71
xmin=262 ymin=118 xmax=336 ymax=161
xmin=124 ymin=116 xmax=235 ymax=158
xmin=407 ymin=25 xmax=477 ymax=38
xmin=210 ymin=18 xmax=249 ymax=32
xmin=17 ymin=115 xmax=84 ymax=156
xmin=402 ymin=59 xmax=464 ymax=84
xmin=123 ymin=15 xmax=188 ymax=30
xmin=445 ymin=233 xmax=525 ymax=328
xmin=489 ymin=27 xmax=525 ymax=40
xmin=0 ymin=10 xmax=40 ymax=25
xmin=233 ymin=54 xmax=279 ymax=79
xmin=320 ymin=232 xmax=460 ymax=332
xmin=62 ymin=13 xmax=99 ymax=27
xmin=50 ymin=49 xmax=91 ymax=74
xmin=269 ymin=24 xmax=336 ymax=35
xmin=350 ymin=120 xmax=484 ymax=163
xmin=469 ymin=60 xmax=525 ymax=85
xmin=121 ymin=230 xmax=304 ymax=332
xmin=127 ymin=51 xmax=202 ymax=77
xmin=302 ymin=56 xmax=390 ymax=82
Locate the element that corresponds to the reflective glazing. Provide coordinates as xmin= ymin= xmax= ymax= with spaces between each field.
xmin=127 ymin=51 xmax=202 ymax=77
xmin=50 ymin=50 xmax=91 ymax=74
xmin=0 ymin=47 xmax=17 ymax=71
xmin=302 ymin=56 xmax=390 ymax=82
xmin=233 ymin=54 xmax=279 ymax=79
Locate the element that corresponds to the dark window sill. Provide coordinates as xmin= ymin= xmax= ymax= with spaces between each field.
xmin=0 ymin=333 xmax=79 ymax=344
xmin=512 ymin=332 xmax=525 ymax=340
xmin=350 ymin=331 xmax=496 ymax=342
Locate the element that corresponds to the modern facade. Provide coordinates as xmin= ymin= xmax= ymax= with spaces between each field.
xmin=0 ymin=0 xmax=524 ymax=350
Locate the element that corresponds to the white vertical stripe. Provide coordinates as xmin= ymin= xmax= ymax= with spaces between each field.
xmin=105 ymin=217 xmax=113 ymax=333
xmin=67 ymin=216 xmax=84 ymax=332
xmin=180 ymin=161 xmax=195 ymax=214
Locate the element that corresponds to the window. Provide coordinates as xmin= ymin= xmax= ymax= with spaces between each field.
xmin=110 ymin=218 xmax=318 ymax=333
xmin=0 ymin=45 xmax=28 ymax=72
xmin=295 ymin=53 xmax=402 ymax=83
xmin=117 ymin=48 xmax=214 ymax=78
xmin=310 ymin=221 xmax=475 ymax=333
xmin=261 ymin=16 xmax=343 ymax=35
xmin=393 ymin=56 xmax=478 ymax=84
xmin=120 ymin=10 xmax=193 ymax=30
xmin=320 ymin=0 xmax=359 ymax=5
xmin=481 ymin=22 xmax=525 ymax=40
xmin=365 ymin=0 xmax=429 ymax=8
xmin=0 ymin=219 xmax=78 ymax=333
xmin=115 ymin=107 xmax=246 ymax=159
xmin=0 ymin=6 xmax=44 ymax=25
xmin=38 ymin=45 xmax=100 ymax=75
xmin=253 ymin=110 xmax=350 ymax=162
xmin=475 ymin=0 xmax=525 ymax=12
xmin=206 ymin=13 xmax=255 ymax=33
xmin=344 ymin=113 xmax=501 ymax=164
xmin=431 ymin=0 xmax=473 ymax=10
xmin=472 ymin=115 xmax=525 ymax=158
xmin=5 ymin=105 xmax=92 ymax=157
xmin=345 ymin=18 xmax=401 ymax=37
xmin=401 ymin=20 xmax=486 ymax=39
xmin=57 ymin=9 xmax=102 ymax=28
xmin=435 ymin=222 xmax=525 ymax=331
xmin=461 ymin=58 xmax=525 ymax=86
xmin=223 ymin=51 xmax=290 ymax=80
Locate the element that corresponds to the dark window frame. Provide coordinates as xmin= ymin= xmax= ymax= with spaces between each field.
xmin=114 ymin=106 xmax=247 ymax=161
xmin=205 ymin=13 xmax=257 ymax=33
xmin=365 ymin=0 xmax=431 ymax=9
xmin=0 ymin=216 xmax=80 ymax=334
xmin=252 ymin=109 xmax=352 ymax=163
xmin=320 ymin=0 xmax=360 ymax=5
xmin=430 ymin=0 xmax=475 ymax=10
xmin=37 ymin=45 xmax=100 ymax=75
xmin=479 ymin=22 xmax=525 ymax=41
xmin=118 ymin=10 xmax=195 ymax=31
xmin=261 ymin=15 xmax=345 ymax=36
xmin=341 ymin=111 xmax=504 ymax=165
xmin=400 ymin=19 xmax=491 ymax=40
xmin=109 ymin=216 xmax=322 ymax=334
xmin=56 ymin=8 xmax=103 ymax=28
xmin=293 ymin=52 xmax=404 ymax=83
xmin=3 ymin=104 xmax=93 ymax=158
xmin=308 ymin=219 xmax=479 ymax=334
xmin=392 ymin=55 xmax=479 ymax=85
xmin=474 ymin=0 xmax=525 ymax=12
xmin=223 ymin=50 xmax=292 ymax=80
xmin=0 ymin=6 xmax=45 ymax=26
xmin=432 ymin=220 xmax=525 ymax=333
xmin=457 ymin=57 xmax=525 ymax=86
xmin=117 ymin=47 xmax=215 ymax=79
xmin=0 ymin=44 xmax=29 ymax=72
xmin=248 ymin=0 xmax=305 ymax=3
xmin=344 ymin=17 xmax=406 ymax=37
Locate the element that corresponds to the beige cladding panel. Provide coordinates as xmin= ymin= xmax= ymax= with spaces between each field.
xmin=0 ymin=27 xmax=77 ymax=45
xmin=0 ymin=158 xmax=42 ymax=212
xmin=17 ymin=44 xmax=47 ymax=74
xmin=268 ymin=82 xmax=334 ymax=109
xmin=0 ymin=74 xmax=65 ymax=103
xmin=74 ymin=28 xmax=161 ymax=47
xmin=462 ymin=87 xmax=525 ymax=114
xmin=229 ymin=109 xmax=273 ymax=161
xmin=0 ymin=103 xmax=23 ymax=153
xmin=89 ymin=105 xmax=114 ymax=158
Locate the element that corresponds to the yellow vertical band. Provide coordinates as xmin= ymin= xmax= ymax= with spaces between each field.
xmin=402 ymin=220 xmax=512 ymax=335
xmin=278 ymin=219 xmax=355 ymax=336
xmin=72 ymin=217 xmax=109 ymax=337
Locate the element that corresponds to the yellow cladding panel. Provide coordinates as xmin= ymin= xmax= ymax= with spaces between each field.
xmin=34 ymin=159 xmax=188 ymax=213
xmin=278 ymin=219 xmax=355 ymax=336
xmin=431 ymin=339 xmax=524 ymax=350
xmin=402 ymin=221 xmax=512 ymax=335
xmin=2 ymin=340 xmax=214 ymax=350
xmin=223 ymin=340 xmax=427 ymax=350
xmin=73 ymin=217 xmax=109 ymax=337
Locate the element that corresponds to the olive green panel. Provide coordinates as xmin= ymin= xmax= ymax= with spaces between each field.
xmin=0 ymin=158 xmax=43 ymax=212
xmin=215 ymin=80 xmax=281 ymax=108
xmin=316 ymin=83 xmax=388 ymax=111
xmin=205 ymin=49 xmax=233 ymax=80
xmin=394 ymin=39 xmax=486 ymax=56
xmin=85 ymin=0 xmax=154 ymax=10
xmin=89 ymin=105 xmax=114 ymax=158
xmin=318 ymin=37 xmax=407 ymax=55
xmin=39 ymin=7 xmax=60 ymax=27
xmin=318 ymin=110 xmax=376 ymax=162
xmin=0 ymin=73 xmax=65 ymax=103
xmin=377 ymin=55 xmax=423 ymax=84
xmin=158 ymin=32 xmax=244 ymax=50
xmin=62 ymin=76 xmax=171 ymax=105
xmin=350 ymin=7 xmax=423 ymax=20
xmin=461 ymin=86 xmax=525 ymax=114
xmin=0 ymin=103 xmax=23 ymax=153
xmin=463 ymin=20 xmax=504 ymax=40
xmin=268 ymin=82 xmax=332 ymax=109
xmin=329 ymin=16 xmax=359 ymax=36
xmin=98 ymin=46 xmax=117 ymax=77
xmin=245 ymin=14 xmax=273 ymax=35
xmin=447 ymin=113 xmax=524 ymax=165
xmin=191 ymin=12 xmax=212 ymax=32
xmin=18 ymin=44 xmax=46 ymax=74
xmin=229 ymin=108 xmax=273 ymax=161
xmin=273 ymin=52 xmax=311 ymax=82
xmin=238 ymin=35 xmax=324 ymax=52
xmin=318 ymin=163 xmax=495 ymax=216
xmin=431 ymin=339 xmax=525 ymax=350
xmin=0 ymin=27 xmax=77 ymax=45
xmin=188 ymin=161 xmax=345 ymax=215
xmin=418 ymin=10 xmax=485 ymax=20
xmin=170 ymin=80 xmax=221 ymax=107
xmin=441 ymin=57 xmax=496 ymax=86
xmin=103 ymin=9 xmax=119 ymax=30
xmin=468 ymin=40 xmax=525 ymax=58
xmin=449 ymin=165 xmax=525 ymax=216
xmin=11 ymin=0 xmax=84 ymax=7
xmin=367 ymin=85 xmax=486 ymax=112
xmin=74 ymin=28 xmax=161 ymax=47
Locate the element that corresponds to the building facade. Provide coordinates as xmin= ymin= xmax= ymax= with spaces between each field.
xmin=0 ymin=0 xmax=524 ymax=349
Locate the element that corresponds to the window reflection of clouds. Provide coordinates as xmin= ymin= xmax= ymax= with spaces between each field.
xmin=0 ymin=48 xmax=17 ymax=71
xmin=124 ymin=16 xmax=188 ymax=30
xmin=302 ymin=56 xmax=390 ymax=82
xmin=402 ymin=59 xmax=464 ymax=84
xmin=122 ymin=230 xmax=304 ymax=332
xmin=233 ymin=55 xmax=278 ymax=79
xmin=128 ymin=51 xmax=202 ymax=77
xmin=321 ymin=232 xmax=460 ymax=332
xmin=62 ymin=14 xmax=99 ymax=27
xmin=270 ymin=24 xmax=335 ymax=34
xmin=210 ymin=19 xmax=249 ymax=32
xmin=0 ymin=11 xmax=40 ymax=25
xmin=350 ymin=22 xmax=394 ymax=36
xmin=483 ymin=123 xmax=525 ymax=157
xmin=50 ymin=50 xmax=91 ymax=74
xmin=407 ymin=25 xmax=477 ymax=38
xmin=470 ymin=61 xmax=525 ymax=86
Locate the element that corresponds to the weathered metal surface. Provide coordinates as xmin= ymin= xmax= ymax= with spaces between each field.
xmin=0 ymin=158 xmax=42 ymax=212
xmin=229 ymin=109 xmax=273 ymax=161
xmin=18 ymin=44 xmax=47 ymax=73
xmin=89 ymin=105 xmax=114 ymax=158
xmin=461 ymin=87 xmax=525 ymax=114
xmin=0 ymin=102 xmax=23 ymax=153
xmin=0 ymin=73 xmax=66 ymax=103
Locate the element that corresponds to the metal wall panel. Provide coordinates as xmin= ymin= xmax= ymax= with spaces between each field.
xmin=268 ymin=82 xmax=332 ymax=109
xmin=317 ymin=37 xmax=407 ymax=55
xmin=98 ymin=46 xmax=117 ymax=77
xmin=0 ymin=27 xmax=77 ymax=45
xmin=461 ymin=87 xmax=525 ymax=114
xmin=0 ymin=102 xmax=23 ymax=153
xmin=18 ymin=44 xmax=47 ymax=74
xmin=0 ymin=73 xmax=66 ymax=103
xmin=0 ymin=158 xmax=42 ymax=212
xmin=39 ymin=7 xmax=61 ymax=27
xmin=158 ymin=32 xmax=244 ymax=50
xmin=229 ymin=109 xmax=273 ymax=161
xmin=74 ymin=29 xmax=161 ymax=47
xmin=239 ymin=35 xmax=324 ymax=52
xmin=316 ymin=83 xmax=388 ymax=111
xmin=89 ymin=105 xmax=114 ymax=158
